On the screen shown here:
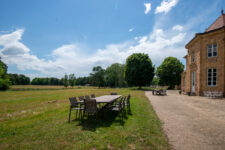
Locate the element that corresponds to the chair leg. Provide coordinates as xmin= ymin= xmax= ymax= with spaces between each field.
xmin=78 ymin=109 xmax=80 ymax=119
xmin=68 ymin=107 xmax=72 ymax=123
xmin=76 ymin=109 xmax=78 ymax=119
xmin=128 ymin=104 xmax=130 ymax=112
xmin=82 ymin=111 xmax=85 ymax=120
xmin=79 ymin=110 xmax=82 ymax=119
xmin=79 ymin=109 xmax=83 ymax=120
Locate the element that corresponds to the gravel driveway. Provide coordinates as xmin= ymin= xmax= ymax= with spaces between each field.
xmin=145 ymin=90 xmax=225 ymax=150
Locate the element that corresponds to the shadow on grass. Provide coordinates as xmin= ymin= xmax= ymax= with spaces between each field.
xmin=76 ymin=109 xmax=132 ymax=132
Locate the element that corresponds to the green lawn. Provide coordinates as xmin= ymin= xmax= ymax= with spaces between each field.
xmin=0 ymin=87 xmax=170 ymax=150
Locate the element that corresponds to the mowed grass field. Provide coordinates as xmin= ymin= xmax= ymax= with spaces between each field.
xmin=0 ymin=86 xmax=170 ymax=150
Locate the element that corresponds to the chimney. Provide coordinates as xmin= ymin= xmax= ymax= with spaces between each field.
xmin=222 ymin=9 xmax=224 ymax=15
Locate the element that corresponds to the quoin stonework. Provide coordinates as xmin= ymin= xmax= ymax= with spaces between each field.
xmin=181 ymin=10 xmax=225 ymax=96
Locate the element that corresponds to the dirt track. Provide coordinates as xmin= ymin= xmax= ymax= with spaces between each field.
xmin=145 ymin=90 xmax=225 ymax=150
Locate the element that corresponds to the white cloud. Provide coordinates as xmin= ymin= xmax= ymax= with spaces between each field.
xmin=144 ymin=3 xmax=151 ymax=14
xmin=0 ymin=25 xmax=187 ymax=78
xmin=155 ymin=0 xmax=179 ymax=14
xmin=0 ymin=29 xmax=29 ymax=55
xmin=172 ymin=25 xmax=183 ymax=31
xmin=0 ymin=29 xmax=63 ymax=77
xmin=128 ymin=28 xmax=134 ymax=32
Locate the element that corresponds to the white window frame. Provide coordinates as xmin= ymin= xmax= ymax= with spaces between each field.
xmin=207 ymin=43 xmax=217 ymax=58
xmin=207 ymin=68 xmax=217 ymax=86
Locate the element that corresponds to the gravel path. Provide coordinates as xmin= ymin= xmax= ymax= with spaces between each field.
xmin=145 ymin=90 xmax=225 ymax=150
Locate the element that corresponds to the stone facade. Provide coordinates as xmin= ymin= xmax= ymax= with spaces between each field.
xmin=181 ymin=12 xmax=225 ymax=96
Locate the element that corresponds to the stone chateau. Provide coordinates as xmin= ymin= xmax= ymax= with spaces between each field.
xmin=181 ymin=10 xmax=225 ymax=96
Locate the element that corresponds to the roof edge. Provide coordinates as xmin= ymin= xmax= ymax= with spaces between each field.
xmin=185 ymin=26 xmax=225 ymax=48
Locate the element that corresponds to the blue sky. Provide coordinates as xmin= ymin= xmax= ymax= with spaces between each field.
xmin=0 ymin=0 xmax=224 ymax=78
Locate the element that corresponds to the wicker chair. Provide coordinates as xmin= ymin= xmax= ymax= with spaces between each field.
xmin=78 ymin=96 xmax=84 ymax=102
xmin=83 ymin=99 xmax=98 ymax=119
xmin=111 ymin=97 xmax=125 ymax=122
xmin=125 ymin=94 xmax=131 ymax=112
xmin=68 ymin=97 xmax=84 ymax=122
xmin=78 ymin=96 xmax=85 ymax=109
xmin=110 ymin=93 xmax=117 ymax=95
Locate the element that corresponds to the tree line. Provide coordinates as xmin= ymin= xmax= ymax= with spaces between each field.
xmin=0 ymin=53 xmax=184 ymax=90
xmin=8 ymin=74 xmax=30 ymax=85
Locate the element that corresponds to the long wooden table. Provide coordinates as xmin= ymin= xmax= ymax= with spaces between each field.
xmin=91 ymin=95 xmax=122 ymax=103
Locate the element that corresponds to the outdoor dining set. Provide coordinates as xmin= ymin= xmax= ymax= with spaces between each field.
xmin=152 ymin=89 xmax=167 ymax=96
xmin=68 ymin=93 xmax=131 ymax=122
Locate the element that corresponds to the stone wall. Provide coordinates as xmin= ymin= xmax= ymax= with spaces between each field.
xmin=182 ymin=28 xmax=225 ymax=96
xmin=200 ymin=28 xmax=225 ymax=95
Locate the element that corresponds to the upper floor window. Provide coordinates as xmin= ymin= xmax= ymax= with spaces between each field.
xmin=207 ymin=44 xmax=217 ymax=57
xmin=207 ymin=68 xmax=217 ymax=86
xmin=191 ymin=52 xmax=195 ymax=62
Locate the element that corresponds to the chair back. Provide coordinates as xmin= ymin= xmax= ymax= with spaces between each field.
xmin=69 ymin=97 xmax=78 ymax=107
xmin=126 ymin=94 xmax=131 ymax=104
xmin=111 ymin=92 xmax=117 ymax=95
xmin=122 ymin=96 xmax=126 ymax=108
xmin=85 ymin=95 xmax=90 ymax=100
xmin=84 ymin=99 xmax=98 ymax=113
xmin=91 ymin=94 xmax=95 ymax=98
xmin=78 ymin=96 xmax=84 ymax=101
xmin=117 ymin=96 xmax=124 ymax=109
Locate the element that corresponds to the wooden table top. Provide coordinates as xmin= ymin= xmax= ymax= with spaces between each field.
xmin=91 ymin=95 xmax=122 ymax=103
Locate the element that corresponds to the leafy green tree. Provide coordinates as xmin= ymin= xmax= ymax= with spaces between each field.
xmin=156 ymin=57 xmax=184 ymax=89
xmin=125 ymin=53 xmax=154 ymax=89
xmin=8 ymin=74 xmax=30 ymax=85
xmin=105 ymin=63 xmax=127 ymax=87
xmin=69 ymin=74 xmax=76 ymax=88
xmin=151 ymin=77 xmax=159 ymax=86
xmin=63 ymin=74 xmax=69 ymax=88
xmin=0 ymin=59 xmax=11 ymax=90
xmin=76 ymin=76 xmax=90 ymax=86
xmin=90 ymin=66 xmax=105 ymax=87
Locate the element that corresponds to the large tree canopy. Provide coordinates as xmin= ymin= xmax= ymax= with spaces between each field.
xmin=156 ymin=56 xmax=184 ymax=89
xmin=0 ymin=59 xmax=11 ymax=90
xmin=105 ymin=63 xmax=127 ymax=87
xmin=90 ymin=66 xmax=105 ymax=87
xmin=63 ymin=74 xmax=69 ymax=88
xmin=69 ymin=74 xmax=76 ymax=87
xmin=125 ymin=53 xmax=154 ymax=89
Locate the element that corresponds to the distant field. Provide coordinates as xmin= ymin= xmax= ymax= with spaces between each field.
xmin=0 ymin=86 xmax=170 ymax=150
xmin=11 ymin=85 xmax=65 ymax=89
xmin=11 ymin=85 xmax=96 ymax=90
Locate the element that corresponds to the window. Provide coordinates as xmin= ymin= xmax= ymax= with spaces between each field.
xmin=191 ymin=52 xmax=195 ymax=62
xmin=207 ymin=44 xmax=217 ymax=57
xmin=207 ymin=68 xmax=217 ymax=86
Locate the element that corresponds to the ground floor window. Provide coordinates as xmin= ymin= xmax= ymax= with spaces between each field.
xmin=207 ymin=68 xmax=217 ymax=86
